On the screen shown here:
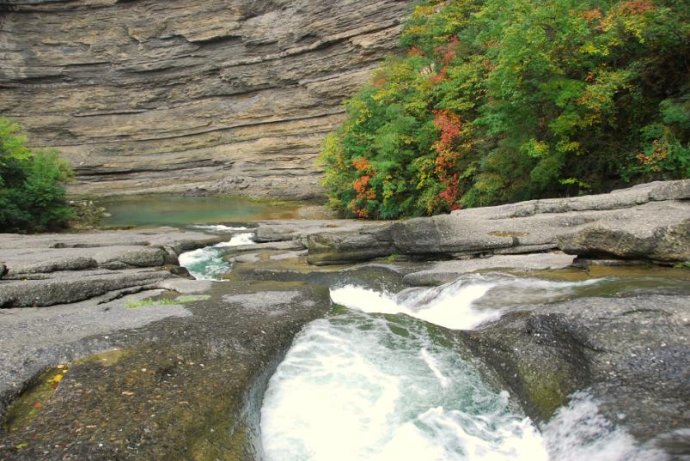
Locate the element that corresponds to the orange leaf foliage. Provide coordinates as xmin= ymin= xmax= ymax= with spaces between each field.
xmin=619 ymin=0 xmax=655 ymax=15
xmin=352 ymin=157 xmax=372 ymax=172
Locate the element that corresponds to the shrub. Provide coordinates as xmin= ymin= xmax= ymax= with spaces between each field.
xmin=0 ymin=118 xmax=74 ymax=232
xmin=321 ymin=0 xmax=690 ymax=218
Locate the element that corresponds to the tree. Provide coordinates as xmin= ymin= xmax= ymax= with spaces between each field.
xmin=0 ymin=118 xmax=74 ymax=232
xmin=321 ymin=0 xmax=690 ymax=218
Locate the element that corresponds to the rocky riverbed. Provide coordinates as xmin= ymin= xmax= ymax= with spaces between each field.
xmin=0 ymin=180 xmax=689 ymax=460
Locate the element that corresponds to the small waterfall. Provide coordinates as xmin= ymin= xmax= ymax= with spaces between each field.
xmin=179 ymin=232 xmax=255 ymax=280
xmin=260 ymin=274 xmax=661 ymax=460
xmin=330 ymin=274 xmax=605 ymax=330
xmin=260 ymin=312 xmax=546 ymax=461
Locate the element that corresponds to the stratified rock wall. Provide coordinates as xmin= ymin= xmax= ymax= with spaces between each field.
xmin=0 ymin=0 xmax=410 ymax=198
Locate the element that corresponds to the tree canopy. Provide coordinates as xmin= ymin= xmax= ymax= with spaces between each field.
xmin=321 ymin=0 xmax=690 ymax=218
xmin=0 ymin=118 xmax=73 ymax=233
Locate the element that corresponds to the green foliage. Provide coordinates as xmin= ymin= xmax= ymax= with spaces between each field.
xmin=0 ymin=118 xmax=74 ymax=233
xmin=320 ymin=0 xmax=690 ymax=218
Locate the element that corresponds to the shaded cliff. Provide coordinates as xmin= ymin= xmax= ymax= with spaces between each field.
xmin=0 ymin=0 xmax=410 ymax=198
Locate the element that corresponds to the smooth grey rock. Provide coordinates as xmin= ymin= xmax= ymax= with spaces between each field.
xmin=254 ymin=219 xmax=371 ymax=243
xmin=270 ymin=250 xmax=308 ymax=261
xmin=94 ymin=246 xmax=171 ymax=269
xmin=403 ymin=253 xmax=576 ymax=286
xmin=221 ymin=240 xmax=305 ymax=254
xmin=558 ymin=215 xmax=690 ymax=262
xmin=461 ymin=295 xmax=690 ymax=443
xmin=303 ymin=180 xmax=690 ymax=264
xmin=307 ymin=223 xmax=395 ymax=265
xmin=157 ymin=278 xmax=214 ymax=294
xmin=0 ymin=228 xmax=224 ymax=307
xmin=231 ymin=253 xmax=262 ymax=264
xmin=0 ymin=269 xmax=174 ymax=308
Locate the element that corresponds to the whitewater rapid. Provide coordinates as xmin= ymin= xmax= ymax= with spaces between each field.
xmin=178 ymin=231 xmax=255 ymax=280
xmin=260 ymin=274 xmax=665 ymax=460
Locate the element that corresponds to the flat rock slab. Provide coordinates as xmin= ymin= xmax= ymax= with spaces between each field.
xmin=402 ymin=252 xmax=576 ymax=286
xmin=0 ymin=228 xmax=224 ymax=308
xmin=254 ymin=219 xmax=385 ymax=243
xmin=0 ymin=273 xmax=344 ymax=460
xmin=0 ymin=268 xmax=174 ymax=308
xmin=0 ymin=289 xmax=196 ymax=416
xmin=304 ymin=180 xmax=690 ymax=264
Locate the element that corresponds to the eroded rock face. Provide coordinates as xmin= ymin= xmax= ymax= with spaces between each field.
xmin=0 ymin=0 xmax=411 ymax=198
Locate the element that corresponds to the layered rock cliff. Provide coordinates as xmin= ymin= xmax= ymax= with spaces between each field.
xmin=0 ymin=0 xmax=410 ymax=198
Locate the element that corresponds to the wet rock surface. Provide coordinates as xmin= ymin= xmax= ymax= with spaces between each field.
xmin=460 ymin=294 xmax=690 ymax=449
xmin=401 ymin=253 xmax=576 ymax=286
xmin=0 ymin=279 xmax=332 ymax=460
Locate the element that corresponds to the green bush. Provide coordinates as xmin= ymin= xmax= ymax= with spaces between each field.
xmin=321 ymin=0 xmax=690 ymax=218
xmin=0 ymin=118 xmax=74 ymax=233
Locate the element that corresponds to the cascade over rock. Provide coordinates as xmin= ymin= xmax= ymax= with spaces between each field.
xmin=0 ymin=0 xmax=411 ymax=198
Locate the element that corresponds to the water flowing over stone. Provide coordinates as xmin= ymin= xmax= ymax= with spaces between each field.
xmin=179 ymin=232 xmax=255 ymax=280
xmin=260 ymin=312 xmax=548 ymax=461
xmin=330 ymin=274 xmax=606 ymax=330
xmin=261 ymin=274 xmax=680 ymax=460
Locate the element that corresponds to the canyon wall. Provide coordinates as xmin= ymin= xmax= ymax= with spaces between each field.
xmin=0 ymin=0 xmax=410 ymax=198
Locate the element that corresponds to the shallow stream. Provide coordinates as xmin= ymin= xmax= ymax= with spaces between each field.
xmin=180 ymin=239 xmax=687 ymax=461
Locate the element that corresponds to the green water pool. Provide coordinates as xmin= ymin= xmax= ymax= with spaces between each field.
xmin=99 ymin=195 xmax=303 ymax=227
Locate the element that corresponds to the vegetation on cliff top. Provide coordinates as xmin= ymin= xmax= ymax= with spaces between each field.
xmin=0 ymin=118 xmax=74 ymax=233
xmin=321 ymin=0 xmax=690 ymax=219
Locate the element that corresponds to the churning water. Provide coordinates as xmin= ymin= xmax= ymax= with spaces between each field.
xmin=260 ymin=274 xmax=667 ymax=461
xmin=178 ymin=232 xmax=255 ymax=280
xmin=260 ymin=311 xmax=546 ymax=461
xmin=178 ymin=239 xmax=675 ymax=460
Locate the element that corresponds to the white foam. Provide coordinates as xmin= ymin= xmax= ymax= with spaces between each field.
xmin=330 ymin=275 xmax=606 ymax=331
xmin=542 ymin=392 xmax=668 ymax=461
xmin=178 ymin=233 xmax=254 ymax=280
xmin=215 ymin=232 xmax=255 ymax=247
xmin=421 ymin=348 xmax=451 ymax=388
xmin=191 ymin=224 xmax=248 ymax=232
xmin=261 ymin=315 xmax=547 ymax=461
xmin=178 ymin=246 xmax=229 ymax=280
xmin=330 ymin=281 xmax=497 ymax=330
